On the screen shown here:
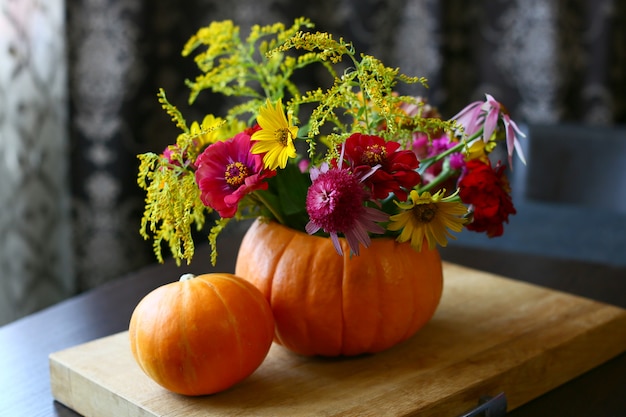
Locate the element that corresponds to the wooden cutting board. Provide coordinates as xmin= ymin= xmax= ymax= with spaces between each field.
xmin=49 ymin=262 xmax=626 ymax=417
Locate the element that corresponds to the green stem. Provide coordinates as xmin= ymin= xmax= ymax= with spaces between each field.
xmin=251 ymin=191 xmax=287 ymax=224
xmin=346 ymin=52 xmax=372 ymax=130
xmin=418 ymin=167 xmax=458 ymax=194
xmin=418 ymin=128 xmax=484 ymax=175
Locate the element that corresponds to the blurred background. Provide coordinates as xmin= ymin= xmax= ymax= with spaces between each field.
xmin=1 ymin=0 xmax=625 ymax=325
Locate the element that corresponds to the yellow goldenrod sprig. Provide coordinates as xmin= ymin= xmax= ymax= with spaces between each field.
xmin=182 ymin=18 xmax=316 ymax=108
xmin=270 ymin=30 xmax=352 ymax=63
xmin=137 ymin=153 xmax=209 ymax=265
xmin=208 ymin=217 xmax=231 ymax=266
xmin=157 ymin=88 xmax=188 ymax=133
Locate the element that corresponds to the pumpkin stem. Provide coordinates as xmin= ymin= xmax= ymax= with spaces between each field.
xmin=179 ymin=273 xmax=196 ymax=282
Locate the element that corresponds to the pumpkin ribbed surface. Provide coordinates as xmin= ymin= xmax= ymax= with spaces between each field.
xmin=235 ymin=219 xmax=443 ymax=356
xmin=128 ymin=273 xmax=274 ymax=396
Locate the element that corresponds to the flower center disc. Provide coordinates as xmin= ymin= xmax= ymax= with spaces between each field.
xmin=362 ymin=144 xmax=387 ymax=165
xmin=413 ymin=203 xmax=437 ymax=223
xmin=275 ymin=128 xmax=292 ymax=146
xmin=225 ymin=162 xmax=250 ymax=187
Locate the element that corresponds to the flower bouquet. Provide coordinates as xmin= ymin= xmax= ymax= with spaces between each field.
xmin=138 ymin=18 xmax=525 ymax=267
xmin=137 ymin=18 xmax=526 ymax=356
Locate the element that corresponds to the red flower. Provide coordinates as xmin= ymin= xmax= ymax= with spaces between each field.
xmin=195 ymin=130 xmax=275 ymax=218
xmin=458 ymin=159 xmax=516 ymax=237
xmin=343 ymin=133 xmax=421 ymax=201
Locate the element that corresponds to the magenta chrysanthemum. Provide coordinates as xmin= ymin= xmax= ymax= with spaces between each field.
xmin=195 ymin=131 xmax=275 ymax=218
xmin=305 ymin=164 xmax=387 ymax=255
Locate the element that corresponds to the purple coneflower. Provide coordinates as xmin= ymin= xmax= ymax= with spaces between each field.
xmin=452 ymin=94 xmax=526 ymax=166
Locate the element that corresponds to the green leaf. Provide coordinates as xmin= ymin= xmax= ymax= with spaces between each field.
xmin=276 ymin=164 xmax=309 ymax=214
xmin=253 ymin=188 xmax=282 ymax=219
xmin=264 ymin=163 xmax=310 ymax=230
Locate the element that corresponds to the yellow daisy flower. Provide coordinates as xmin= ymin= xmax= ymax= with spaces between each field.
xmin=251 ymin=99 xmax=299 ymax=170
xmin=466 ymin=137 xmax=496 ymax=163
xmin=388 ymin=189 xmax=467 ymax=251
xmin=176 ymin=115 xmax=228 ymax=160
xmin=188 ymin=117 xmax=218 ymax=148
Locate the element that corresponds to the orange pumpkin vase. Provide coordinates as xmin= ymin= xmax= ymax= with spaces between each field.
xmin=235 ymin=219 xmax=443 ymax=357
xmin=128 ymin=273 xmax=275 ymax=396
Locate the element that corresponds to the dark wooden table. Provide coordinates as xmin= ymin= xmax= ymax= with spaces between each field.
xmin=2 ymin=228 xmax=626 ymax=417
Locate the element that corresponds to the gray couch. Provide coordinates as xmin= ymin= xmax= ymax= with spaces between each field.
xmin=448 ymin=123 xmax=626 ymax=267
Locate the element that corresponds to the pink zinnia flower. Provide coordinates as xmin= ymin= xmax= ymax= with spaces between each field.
xmin=343 ymin=133 xmax=421 ymax=201
xmin=412 ymin=132 xmax=465 ymax=184
xmin=305 ymin=163 xmax=388 ymax=256
xmin=452 ymin=94 xmax=526 ymax=166
xmin=195 ymin=131 xmax=275 ymax=218
xmin=162 ymin=145 xmax=178 ymax=165
xmin=411 ymin=133 xmax=430 ymax=160
xmin=162 ymin=144 xmax=195 ymax=170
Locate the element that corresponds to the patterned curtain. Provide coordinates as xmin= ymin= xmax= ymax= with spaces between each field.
xmin=1 ymin=0 xmax=73 ymax=324
xmin=1 ymin=0 xmax=624 ymax=325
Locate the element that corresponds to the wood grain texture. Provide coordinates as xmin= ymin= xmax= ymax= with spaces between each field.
xmin=49 ymin=262 xmax=626 ymax=417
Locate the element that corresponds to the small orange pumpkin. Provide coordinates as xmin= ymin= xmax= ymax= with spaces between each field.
xmin=128 ymin=273 xmax=274 ymax=396
xmin=235 ymin=219 xmax=443 ymax=356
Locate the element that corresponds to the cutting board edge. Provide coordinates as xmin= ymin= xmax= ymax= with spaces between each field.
xmin=487 ymin=308 xmax=626 ymax=413
xmin=334 ymin=304 xmax=626 ymax=417
xmin=50 ymin=348 xmax=151 ymax=417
